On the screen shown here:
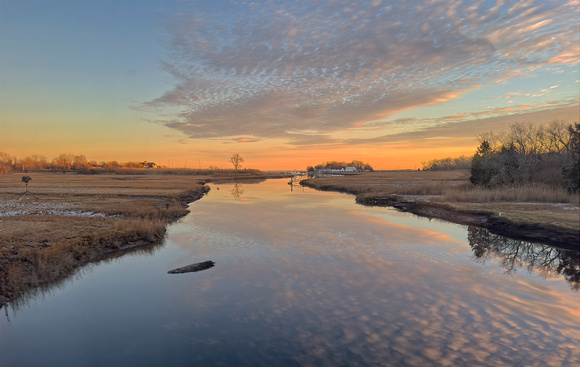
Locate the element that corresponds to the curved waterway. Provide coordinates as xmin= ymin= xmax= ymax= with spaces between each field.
xmin=1 ymin=179 xmax=579 ymax=366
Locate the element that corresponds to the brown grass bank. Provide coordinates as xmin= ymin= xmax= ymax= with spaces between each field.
xmin=301 ymin=171 xmax=580 ymax=250
xmin=0 ymin=170 xmax=288 ymax=307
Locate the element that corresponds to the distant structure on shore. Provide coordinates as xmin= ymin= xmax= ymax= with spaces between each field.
xmin=314 ymin=166 xmax=358 ymax=173
xmin=307 ymin=160 xmax=373 ymax=173
xmin=141 ymin=161 xmax=158 ymax=169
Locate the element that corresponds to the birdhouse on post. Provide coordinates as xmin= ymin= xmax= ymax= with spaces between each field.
xmin=18 ymin=176 xmax=36 ymax=200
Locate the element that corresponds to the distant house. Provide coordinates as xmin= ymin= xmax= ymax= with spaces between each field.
xmin=345 ymin=166 xmax=357 ymax=172
xmin=141 ymin=161 xmax=157 ymax=169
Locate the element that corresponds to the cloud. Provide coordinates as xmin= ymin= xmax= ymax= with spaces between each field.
xmin=343 ymin=104 xmax=580 ymax=146
xmin=234 ymin=137 xmax=261 ymax=143
xmin=146 ymin=0 xmax=579 ymax=143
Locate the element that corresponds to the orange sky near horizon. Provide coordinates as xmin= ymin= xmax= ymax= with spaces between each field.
xmin=1 ymin=104 xmax=578 ymax=171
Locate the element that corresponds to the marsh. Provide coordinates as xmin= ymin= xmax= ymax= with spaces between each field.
xmin=1 ymin=179 xmax=578 ymax=366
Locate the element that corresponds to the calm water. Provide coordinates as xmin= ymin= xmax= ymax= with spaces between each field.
xmin=1 ymin=180 xmax=579 ymax=366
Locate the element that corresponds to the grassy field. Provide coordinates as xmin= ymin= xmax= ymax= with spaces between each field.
xmin=301 ymin=170 xmax=580 ymax=249
xmin=0 ymin=170 xmax=287 ymax=307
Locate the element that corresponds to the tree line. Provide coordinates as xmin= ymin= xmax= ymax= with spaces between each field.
xmin=0 ymin=152 xmax=160 ymax=173
xmin=421 ymin=156 xmax=472 ymax=171
xmin=470 ymin=120 xmax=579 ymax=191
xmin=419 ymin=120 xmax=579 ymax=192
xmin=307 ymin=160 xmax=374 ymax=172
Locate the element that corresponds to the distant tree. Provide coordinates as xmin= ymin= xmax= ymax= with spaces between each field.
xmin=350 ymin=160 xmax=366 ymax=171
xmin=19 ymin=155 xmax=48 ymax=171
xmin=422 ymin=156 xmax=471 ymax=171
xmin=0 ymin=151 xmax=15 ymax=174
xmin=362 ymin=163 xmax=374 ymax=171
xmin=230 ymin=153 xmax=244 ymax=170
xmin=72 ymin=154 xmax=89 ymax=170
xmin=124 ymin=161 xmax=142 ymax=168
xmin=308 ymin=160 xmax=373 ymax=171
xmin=52 ymin=153 xmax=75 ymax=171
xmin=562 ymin=122 xmax=580 ymax=192
xmin=103 ymin=161 xmax=120 ymax=169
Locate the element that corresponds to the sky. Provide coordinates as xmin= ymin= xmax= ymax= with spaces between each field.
xmin=0 ymin=0 xmax=578 ymax=170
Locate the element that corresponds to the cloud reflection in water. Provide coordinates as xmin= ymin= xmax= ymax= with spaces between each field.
xmin=163 ymin=181 xmax=580 ymax=366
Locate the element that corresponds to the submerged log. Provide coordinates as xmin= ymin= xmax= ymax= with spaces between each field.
xmin=167 ymin=260 xmax=215 ymax=274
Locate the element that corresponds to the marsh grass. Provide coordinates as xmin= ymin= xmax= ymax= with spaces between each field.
xmin=438 ymin=183 xmax=579 ymax=204
xmin=304 ymin=171 xmax=579 ymax=204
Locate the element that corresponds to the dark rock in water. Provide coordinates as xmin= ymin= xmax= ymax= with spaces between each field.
xmin=167 ymin=260 xmax=215 ymax=274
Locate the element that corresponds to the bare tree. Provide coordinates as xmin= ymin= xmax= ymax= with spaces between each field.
xmin=52 ymin=153 xmax=75 ymax=171
xmin=72 ymin=154 xmax=89 ymax=170
xmin=544 ymin=119 xmax=571 ymax=153
xmin=230 ymin=153 xmax=244 ymax=170
xmin=471 ymin=121 xmax=578 ymax=187
xmin=477 ymin=130 xmax=501 ymax=150
xmin=19 ymin=155 xmax=48 ymax=171
xmin=0 ymin=151 xmax=15 ymax=174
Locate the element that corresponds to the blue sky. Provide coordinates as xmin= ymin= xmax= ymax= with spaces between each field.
xmin=1 ymin=0 xmax=578 ymax=169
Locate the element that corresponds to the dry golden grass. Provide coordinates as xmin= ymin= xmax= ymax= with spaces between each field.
xmin=304 ymin=170 xmax=467 ymax=194
xmin=305 ymin=171 xmax=579 ymax=203
xmin=0 ymin=170 xmax=286 ymax=306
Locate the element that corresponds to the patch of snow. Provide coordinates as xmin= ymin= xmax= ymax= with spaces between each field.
xmin=0 ymin=200 xmax=107 ymax=217
xmin=0 ymin=209 xmax=106 ymax=217
xmin=555 ymin=205 xmax=580 ymax=211
xmin=38 ymin=210 xmax=107 ymax=217
xmin=0 ymin=211 xmax=24 ymax=217
xmin=527 ymin=203 xmax=580 ymax=210
xmin=401 ymin=195 xmax=439 ymax=202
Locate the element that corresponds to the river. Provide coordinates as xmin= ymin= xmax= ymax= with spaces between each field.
xmin=1 ymin=179 xmax=579 ymax=366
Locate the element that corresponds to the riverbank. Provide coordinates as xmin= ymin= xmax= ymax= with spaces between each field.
xmin=301 ymin=171 xmax=580 ymax=250
xmin=0 ymin=170 xmax=289 ymax=307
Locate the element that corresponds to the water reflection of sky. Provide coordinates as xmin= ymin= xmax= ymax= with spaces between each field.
xmin=165 ymin=180 xmax=580 ymax=366
xmin=1 ymin=180 xmax=579 ymax=366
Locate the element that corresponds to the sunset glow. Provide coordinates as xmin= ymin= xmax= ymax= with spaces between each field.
xmin=1 ymin=0 xmax=578 ymax=170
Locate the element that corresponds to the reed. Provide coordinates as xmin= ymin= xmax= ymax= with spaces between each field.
xmin=304 ymin=171 xmax=578 ymax=204
xmin=438 ymin=184 xmax=579 ymax=204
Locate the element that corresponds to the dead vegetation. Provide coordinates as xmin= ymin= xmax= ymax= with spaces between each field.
xmin=0 ymin=170 xmax=287 ymax=307
xmin=301 ymin=171 xmax=580 ymax=249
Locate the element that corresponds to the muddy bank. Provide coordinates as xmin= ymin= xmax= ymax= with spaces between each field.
xmin=301 ymin=180 xmax=579 ymax=251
